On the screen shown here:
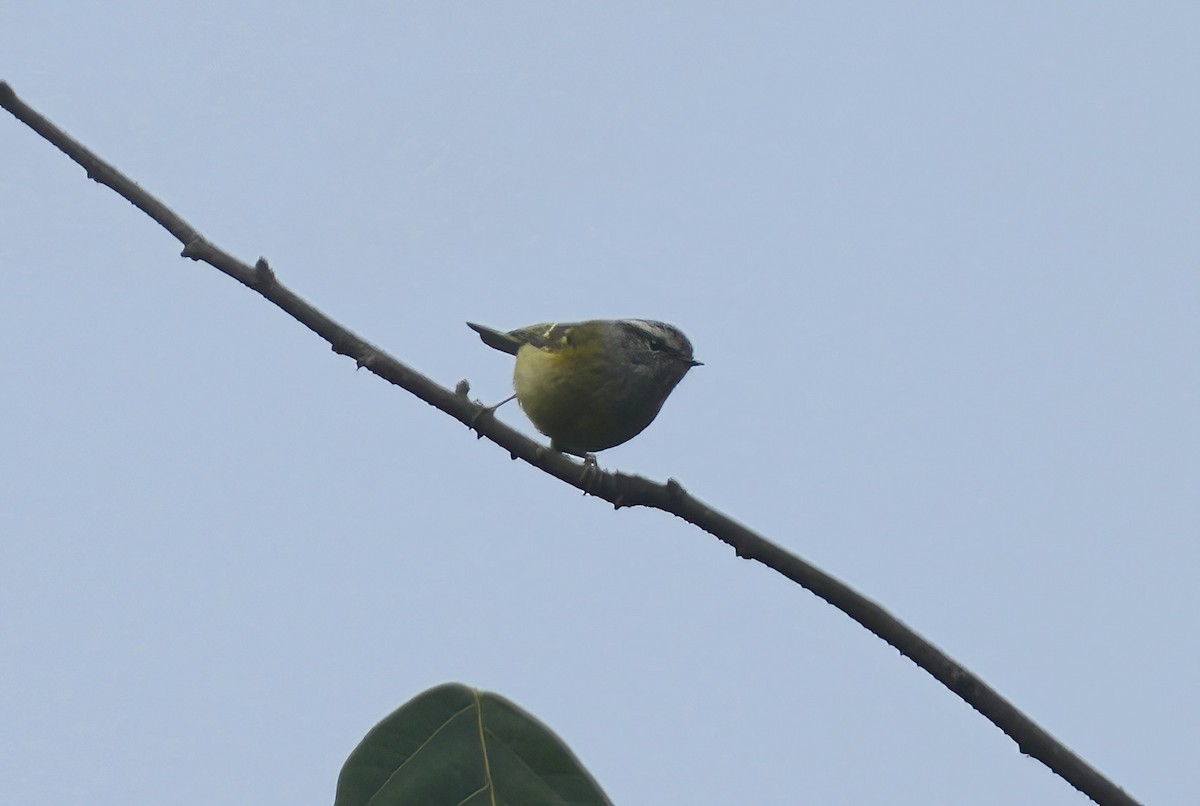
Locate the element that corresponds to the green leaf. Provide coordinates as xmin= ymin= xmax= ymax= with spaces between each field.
xmin=335 ymin=683 xmax=614 ymax=806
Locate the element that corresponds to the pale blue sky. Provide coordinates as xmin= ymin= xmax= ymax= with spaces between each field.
xmin=3 ymin=4 xmax=1197 ymax=804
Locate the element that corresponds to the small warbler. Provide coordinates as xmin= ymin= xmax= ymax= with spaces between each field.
xmin=468 ymin=319 xmax=700 ymax=456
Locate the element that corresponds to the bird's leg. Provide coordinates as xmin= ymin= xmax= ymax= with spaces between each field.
xmin=469 ymin=393 xmax=516 ymax=432
xmin=577 ymin=452 xmax=603 ymax=496
xmin=548 ymin=440 xmax=605 ymax=494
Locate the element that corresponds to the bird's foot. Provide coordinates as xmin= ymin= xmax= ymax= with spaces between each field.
xmin=468 ymin=393 xmax=516 ymax=435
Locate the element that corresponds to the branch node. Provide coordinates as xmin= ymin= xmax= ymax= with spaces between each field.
xmin=254 ymin=257 xmax=277 ymax=287
xmin=666 ymin=477 xmax=686 ymax=501
xmin=180 ymin=237 xmax=206 ymax=261
xmin=355 ymin=350 xmax=378 ymax=370
xmin=455 ymin=379 xmax=470 ymax=396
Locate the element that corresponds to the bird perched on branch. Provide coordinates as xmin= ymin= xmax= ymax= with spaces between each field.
xmin=467 ymin=319 xmax=701 ymax=457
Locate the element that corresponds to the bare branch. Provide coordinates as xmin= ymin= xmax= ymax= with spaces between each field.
xmin=0 ymin=81 xmax=1141 ymax=806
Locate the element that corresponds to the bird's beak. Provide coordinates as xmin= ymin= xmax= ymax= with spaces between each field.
xmin=689 ymin=359 xmax=704 ymax=367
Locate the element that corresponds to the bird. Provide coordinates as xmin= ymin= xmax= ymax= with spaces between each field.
xmin=467 ymin=319 xmax=700 ymax=457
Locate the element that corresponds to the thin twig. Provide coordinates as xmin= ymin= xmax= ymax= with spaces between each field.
xmin=0 ymin=81 xmax=1140 ymax=806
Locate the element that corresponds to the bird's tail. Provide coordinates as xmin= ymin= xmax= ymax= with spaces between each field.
xmin=466 ymin=322 xmax=524 ymax=355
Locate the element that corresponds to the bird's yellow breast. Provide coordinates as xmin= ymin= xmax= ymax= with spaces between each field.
xmin=512 ymin=338 xmax=638 ymax=453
